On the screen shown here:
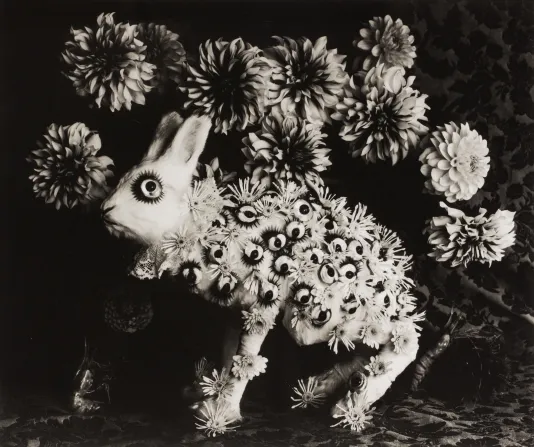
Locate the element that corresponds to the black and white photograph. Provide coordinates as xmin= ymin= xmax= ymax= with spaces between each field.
xmin=1 ymin=0 xmax=533 ymax=445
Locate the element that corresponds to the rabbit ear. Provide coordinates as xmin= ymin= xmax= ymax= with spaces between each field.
xmin=163 ymin=114 xmax=212 ymax=165
xmin=144 ymin=111 xmax=185 ymax=161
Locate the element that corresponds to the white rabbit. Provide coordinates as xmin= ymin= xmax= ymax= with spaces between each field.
xmin=101 ymin=111 xmax=424 ymax=435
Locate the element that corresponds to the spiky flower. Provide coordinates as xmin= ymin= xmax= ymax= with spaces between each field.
xmin=426 ymin=202 xmax=516 ymax=267
xmin=332 ymin=64 xmax=428 ymax=164
xmin=263 ymin=36 xmax=348 ymax=125
xmin=193 ymin=157 xmax=237 ymax=187
xmin=419 ymin=122 xmax=490 ymax=202
xmin=194 ymin=400 xmax=239 ymax=437
xmin=231 ymin=354 xmax=268 ymax=380
xmin=61 ymin=13 xmax=155 ymax=111
xmin=355 ymin=16 xmax=417 ymax=71
xmin=328 ymin=325 xmax=356 ymax=354
xmin=180 ymin=38 xmax=268 ymax=134
xmin=28 ymin=123 xmax=114 ymax=210
xmin=199 ymin=368 xmax=232 ymax=399
xmin=242 ymin=111 xmax=332 ymax=187
xmin=331 ymin=391 xmax=374 ymax=432
xmin=136 ymin=22 xmax=187 ymax=91
xmin=291 ymin=377 xmax=326 ymax=409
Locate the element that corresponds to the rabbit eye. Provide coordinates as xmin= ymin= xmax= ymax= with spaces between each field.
xmin=286 ymin=220 xmax=306 ymax=241
xmin=131 ymin=172 xmax=164 ymax=204
xmin=209 ymin=244 xmax=225 ymax=262
xmin=348 ymin=240 xmax=364 ymax=257
xmin=259 ymin=281 xmax=279 ymax=307
xmin=273 ymin=255 xmax=293 ymax=276
xmin=349 ymin=371 xmax=367 ymax=391
xmin=217 ymin=275 xmax=237 ymax=295
xmin=262 ymin=230 xmax=287 ymax=252
xmin=294 ymin=199 xmax=313 ymax=222
xmin=243 ymin=240 xmax=264 ymax=266
xmin=236 ymin=205 xmax=259 ymax=227
xmin=212 ymin=214 xmax=227 ymax=228
xmin=293 ymin=285 xmax=313 ymax=306
xmin=331 ymin=238 xmax=347 ymax=253
xmin=319 ymin=263 xmax=338 ymax=284
xmin=311 ymin=308 xmax=331 ymax=327
xmin=339 ymin=262 xmax=358 ymax=282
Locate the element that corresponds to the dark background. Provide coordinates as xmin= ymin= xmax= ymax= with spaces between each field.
xmin=1 ymin=0 xmax=530 ymax=412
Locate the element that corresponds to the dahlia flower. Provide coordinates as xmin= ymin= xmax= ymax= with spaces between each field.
xmin=28 ymin=123 xmax=114 ymax=210
xmin=391 ymin=323 xmax=419 ymax=355
xmin=137 ymin=22 xmax=187 ymax=91
xmin=61 ymin=13 xmax=155 ymax=111
xmin=331 ymin=391 xmax=374 ymax=432
xmin=355 ymin=15 xmax=417 ymax=71
xmin=194 ymin=400 xmax=239 ymax=437
xmin=291 ymin=377 xmax=326 ymax=409
xmin=332 ymin=64 xmax=429 ymax=164
xmin=242 ymin=111 xmax=332 ymax=187
xmin=231 ymin=354 xmax=268 ymax=380
xmin=419 ymin=122 xmax=490 ymax=202
xmin=426 ymin=202 xmax=516 ymax=267
xmin=180 ymin=38 xmax=268 ymax=134
xmin=263 ymin=36 xmax=348 ymax=125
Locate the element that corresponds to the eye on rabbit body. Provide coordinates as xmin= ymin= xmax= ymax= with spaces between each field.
xmin=102 ymin=112 xmax=424 ymax=433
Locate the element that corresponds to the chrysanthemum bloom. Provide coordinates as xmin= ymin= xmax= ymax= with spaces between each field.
xmin=242 ymin=111 xmax=332 ymax=187
xmin=137 ymin=22 xmax=187 ymax=91
xmin=231 ymin=354 xmax=268 ymax=380
xmin=61 ymin=13 xmax=156 ymax=111
xmin=263 ymin=36 xmax=348 ymax=125
xmin=355 ymin=15 xmax=416 ymax=71
xmin=419 ymin=122 xmax=490 ymax=202
xmin=332 ymin=64 xmax=429 ymax=164
xmin=28 ymin=123 xmax=114 ymax=210
xmin=180 ymin=38 xmax=269 ymax=134
xmin=426 ymin=202 xmax=516 ymax=267
xmin=291 ymin=377 xmax=326 ymax=409
xmin=193 ymin=157 xmax=237 ymax=187
xmin=364 ymin=355 xmax=392 ymax=376
xmin=331 ymin=391 xmax=374 ymax=432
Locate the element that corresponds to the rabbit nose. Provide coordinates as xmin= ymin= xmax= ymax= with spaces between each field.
xmin=101 ymin=205 xmax=115 ymax=218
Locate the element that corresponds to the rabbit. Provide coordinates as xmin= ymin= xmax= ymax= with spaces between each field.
xmin=101 ymin=111 xmax=424 ymax=435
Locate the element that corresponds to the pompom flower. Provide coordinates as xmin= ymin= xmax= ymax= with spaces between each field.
xmin=364 ymin=355 xmax=392 ymax=376
xmin=199 ymin=368 xmax=232 ymax=399
xmin=263 ymin=36 xmax=348 ymax=125
xmin=426 ymin=203 xmax=516 ymax=267
xmin=242 ymin=112 xmax=332 ymax=187
xmin=391 ymin=323 xmax=419 ymax=355
xmin=136 ymin=22 xmax=187 ymax=91
xmin=291 ymin=377 xmax=326 ymax=409
xmin=332 ymin=64 xmax=429 ymax=164
xmin=180 ymin=38 xmax=268 ymax=134
xmin=28 ymin=123 xmax=114 ymax=210
xmin=242 ymin=307 xmax=275 ymax=335
xmin=360 ymin=321 xmax=385 ymax=349
xmin=419 ymin=122 xmax=490 ymax=202
xmin=355 ymin=15 xmax=417 ymax=71
xmin=231 ymin=354 xmax=268 ymax=380
xmin=61 ymin=13 xmax=155 ymax=111
xmin=331 ymin=391 xmax=374 ymax=432
xmin=194 ymin=400 xmax=239 ymax=437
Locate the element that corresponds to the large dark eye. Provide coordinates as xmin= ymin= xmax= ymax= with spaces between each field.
xmin=349 ymin=371 xmax=367 ymax=391
xmin=311 ymin=308 xmax=331 ymax=327
xmin=306 ymin=248 xmax=324 ymax=265
xmin=131 ymin=172 xmax=164 ymax=203
xmin=294 ymin=199 xmax=313 ymax=222
xmin=286 ymin=220 xmax=306 ymax=241
xmin=209 ymin=244 xmax=225 ymax=262
xmin=349 ymin=240 xmax=364 ymax=257
xmin=180 ymin=261 xmax=202 ymax=286
xmin=331 ymin=238 xmax=347 ymax=253
xmin=339 ymin=262 xmax=357 ymax=282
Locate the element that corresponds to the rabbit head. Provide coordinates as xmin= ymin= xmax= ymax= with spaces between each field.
xmin=101 ymin=112 xmax=212 ymax=245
